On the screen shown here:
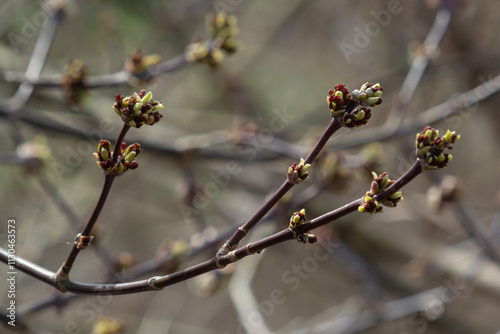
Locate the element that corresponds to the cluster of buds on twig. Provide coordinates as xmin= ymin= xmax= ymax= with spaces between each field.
xmin=61 ymin=60 xmax=88 ymax=104
xmin=113 ymin=90 xmax=163 ymax=128
xmin=287 ymin=158 xmax=311 ymax=184
xmin=289 ymin=209 xmax=317 ymax=244
xmin=327 ymin=84 xmax=351 ymax=115
xmin=359 ymin=172 xmax=403 ymax=214
xmin=327 ymin=82 xmax=383 ymax=128
xmin=186 ymin=12 xmax=239 ymax=67
xmin=94 ymin=140 xmax=142 ymax=176
xmin=125 ymin=50 xmax=161 ymax=75
xmin=416 ymin=126 xmax=460 ymax=170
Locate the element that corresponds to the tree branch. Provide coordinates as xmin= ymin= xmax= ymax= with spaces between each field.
xmin=55 ymin=124 xmax=130 ymax=282
xmin=0 ymin=159 xmax=424 ymax=295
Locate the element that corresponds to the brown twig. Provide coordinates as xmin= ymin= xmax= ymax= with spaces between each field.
xmin=55 ymin=124 xmax=130 ymax=283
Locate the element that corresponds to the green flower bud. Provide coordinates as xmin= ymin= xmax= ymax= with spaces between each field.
xmin=287 ymin=158 xmax=311 ymax=184
xmin=351 ymin=82 xmax=384 ymax=107
xmin=140 ymin=91 xmax=153 ymax=104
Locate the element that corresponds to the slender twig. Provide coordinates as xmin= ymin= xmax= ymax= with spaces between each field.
xmin=423 ymin=171 xmax=500 ymax=265
xmin=221 ymin=116 xmax=344 ymax=255
xmin=55 ymin=124 xmax=130 ymax=282
xmin=449 ymin=201 xmax=500 ymax=264
xmin=386 ymin=6 xmax=452 ymax=127
xmin=0 ymin=248 xmax=55 ymax=287
xmin=37 ymin=173 xmax=116 ymax=267
xmin=56 ymin=175 xmax=115 ymax=281
xmin=0 ymin=4 xmax=65 ymax=148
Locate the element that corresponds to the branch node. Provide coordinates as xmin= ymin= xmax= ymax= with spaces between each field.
xmin=147 ymin=276 xmax=163 ymax=291
xmin=237 ymin=227 xmax=247 ymax=236
xmin=227 ymin=250 xmax=239 ymax=263
xmin=53 ymin=267 xmax=70 ymax=293
xmin=246 ymin=243 xmax=257 ymax=255
xmin=215 ymin=241 xmax=237 ymax=269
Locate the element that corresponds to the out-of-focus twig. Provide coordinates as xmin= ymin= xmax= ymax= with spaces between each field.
xmin=229 ymin=226 xmax=275 ymax=334
xmin=2 ymin=5 xmax=65 ymax=113
xmin=387 ymin=6 xmax=452 ymax=127
xmin=1 ymin=55 xmax=189 ymax=89
xmin=449 ymin=200 xmax=500 ymax=264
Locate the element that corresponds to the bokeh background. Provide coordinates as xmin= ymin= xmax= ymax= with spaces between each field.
xmin=1 ymin=0 xmax=500 ymax=333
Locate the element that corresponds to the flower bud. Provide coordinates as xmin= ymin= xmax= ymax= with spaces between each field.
xmin=287 ymin=158 xmax=311 ymax=184
xmin=351 ymin=82 xmax=383 ymax=107
xmin=327 ymin=83 xmax=351 ymax=115
xmin=358 ymin=191 xmax=383 ymax=214
xmin=297 ymin=232 xmax=318 ymax=244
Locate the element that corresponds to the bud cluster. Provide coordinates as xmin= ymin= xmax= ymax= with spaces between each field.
xmin=287 ymin=158 xmax=311 ymax=184
xmin=416 ymin=126 xmax=460 ymax=170
xmin=288 ymin=209 xmax=317 ymax=244
xmin=186 ymin=12 xmax=239 ymax=67
xmin=327 ymin=82 xmax=383 ymax=128
xmin=206 ymin=12 xmax=238 ymax=54
xmin=358 ymin=172 xmax=403 ymax=214
xmin=94 ymin=140 xmax=142 ymax=176
xmin=113 ymin=90 xmax=164 ymax=128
